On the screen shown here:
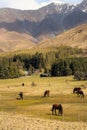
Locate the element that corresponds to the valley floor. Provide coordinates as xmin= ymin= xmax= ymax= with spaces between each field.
xmin=0 ymin=112 xmax=87 ymax=130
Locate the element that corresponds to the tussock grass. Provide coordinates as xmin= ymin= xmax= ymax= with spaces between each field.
xmin=0 ymin=75 xmax=87 ymax=122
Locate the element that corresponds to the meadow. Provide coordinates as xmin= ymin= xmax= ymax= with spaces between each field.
xmin=0 ymin=75 xmax=87 ymax=122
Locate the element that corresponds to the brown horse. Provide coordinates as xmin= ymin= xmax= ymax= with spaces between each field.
xmin=73 ymin=87 xmax=81 ymax=93
xmin=43 ymin=90 xmax=50 ymax=97
xmin=51 ymin=104 xmax=63 ymax=116
xmin=76 ymin=90 xmax=84 ymax=98
xmin=22 ymin=83 xmax=24 ymax=87
xmin=19 ymin=92 xmax=23 ymax=100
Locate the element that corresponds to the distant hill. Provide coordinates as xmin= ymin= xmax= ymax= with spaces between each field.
xmin=38 ymin=23 xmax=87 ymax=51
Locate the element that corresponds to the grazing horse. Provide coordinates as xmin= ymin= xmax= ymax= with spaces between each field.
xmin=76 ymin=90 xmax=84 ymax=98
xmin=43 ymin=90 xmax=50 ymax=97
xmin=22 ymin=83 xmax=24 ymax=87
xmin=51 ymin=104 xmax=63 ymax=116
xmin=19 ymin=92 xmax=23 ymax=100
xmin=73 ymin=87 xmax=81 ymax=93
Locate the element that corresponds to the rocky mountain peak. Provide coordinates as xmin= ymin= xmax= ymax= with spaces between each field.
xmin=39 ymin=2 xmax=75 ymax=15
xmin=78 ymin=0 xmax=87 ymax=12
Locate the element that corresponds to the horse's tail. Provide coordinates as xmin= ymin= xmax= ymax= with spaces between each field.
xmin=51 ymin=105 xmax=54 ymax=111
xmin=73 ymin=89 xmax=75 ymax=93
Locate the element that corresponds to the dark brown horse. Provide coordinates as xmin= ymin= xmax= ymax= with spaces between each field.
xmin=19 ymin=92 xmax=23 ymax=100
xmin=43 ymin=90 xmax=50 ymax=97
xmin=51 ymin=104 xmax=63 ymax=116
xmin=73 ymin=87 xmax=81 ymax=93
xmin=22 ymin=83 xmax=24 ymax=87
xmin=76 ymin=90 xmax=84 ymax=98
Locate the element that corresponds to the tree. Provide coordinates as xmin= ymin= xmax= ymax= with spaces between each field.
xmin=31 ymin=52 xmax=44 ymax=69
xmin=51 ymin=63 xmax=61 ymax=76
xmin=51 ymin=59 xmax=72 ymax=76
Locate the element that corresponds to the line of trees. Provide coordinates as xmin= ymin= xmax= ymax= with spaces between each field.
xmin=51 ymin=58 xmax=87 ymax=78
xmin=0 ymin=46 xmax=86 ymax=79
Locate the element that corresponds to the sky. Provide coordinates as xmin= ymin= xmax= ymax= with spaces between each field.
xmin=0 ymin=0 xmax=83 ymax=10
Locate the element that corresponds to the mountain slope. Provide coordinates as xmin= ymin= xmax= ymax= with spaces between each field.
xmin=0 ymin=29 xmax=36 ymax=52
xmin=38 ymin=23 xmax=87 ymax=50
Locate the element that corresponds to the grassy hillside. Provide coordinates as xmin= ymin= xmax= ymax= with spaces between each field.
xmin=0 ymin=75 xmax=87 ymax=122
xmin=0 ymin=23 xmax=87 ymax=54
xmin=0 ymin=45 xmax=83 ymax=59
xmin=0 ymin=29 xmax=36 ymax=52
xmin=38 ymin=23 xmax=87 ymax=52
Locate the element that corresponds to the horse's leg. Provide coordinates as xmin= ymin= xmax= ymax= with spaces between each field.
xmin=82 ymin=92 xmax=84 ymax=98
xmin=81 ymin=93 xmax=84 ymax=98
xmin=77 ymin=93 xmax=79 ymax=97
xmin=60 ymin=110 xmax=62 ymax=116
xmin=52 ymin=110 xmax=53 ymax=115
xmin=45 ymin=92 xmax=47 ymax=97
xmin=44 ymin=92 xmax=46 ymax=97
xmin=58 ymin=109 xmax=60 ymax=116
xmin=55 ymin=109 xmax=57 ymax=115
xmin=48 ymin=92 xmax=49 ymax=97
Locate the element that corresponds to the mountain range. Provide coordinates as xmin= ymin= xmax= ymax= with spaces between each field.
xmin=0 ymin=0 xmax=87 ymax=52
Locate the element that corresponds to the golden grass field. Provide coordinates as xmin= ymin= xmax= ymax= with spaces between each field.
xmin=0 ymin=75 xmax=87 ymax=122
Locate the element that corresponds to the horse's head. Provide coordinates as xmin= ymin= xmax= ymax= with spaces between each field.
xmin=58 ymin=104 xmax=63 ymax=116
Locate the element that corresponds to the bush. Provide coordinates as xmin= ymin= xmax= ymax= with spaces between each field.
xmin=74 ymin=71 xmax=87 ymax=80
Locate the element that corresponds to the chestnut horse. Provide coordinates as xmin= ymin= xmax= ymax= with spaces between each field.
xmin=43 ymin=90 xmax=50 ymax=97
xmin=51 ymin=104 xmax=63 ymax=116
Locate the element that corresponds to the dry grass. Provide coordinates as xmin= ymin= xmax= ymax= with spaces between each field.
xmin=0 ymin=112 xmax=87 ymax=130
xmin=0 ymin=75 xmax=87 ymax=122
xmin=0 ymin=29 xmax=36 ymax=52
